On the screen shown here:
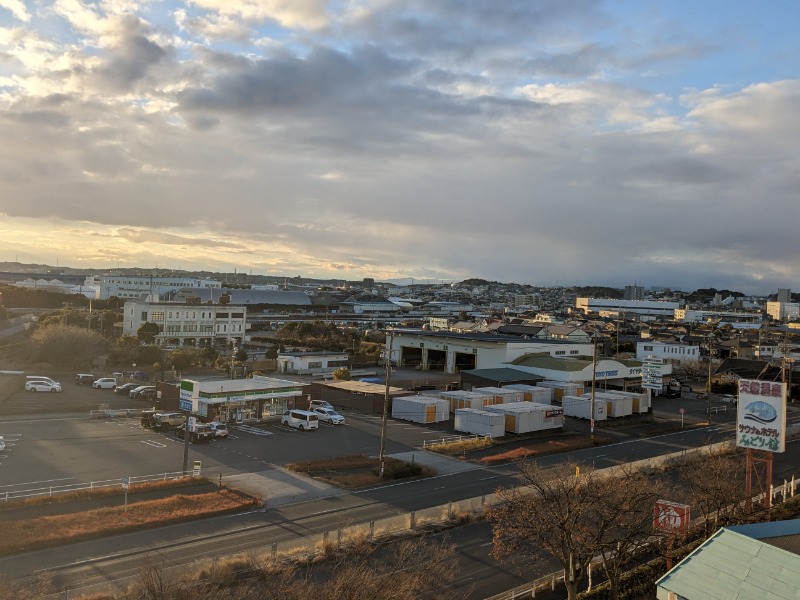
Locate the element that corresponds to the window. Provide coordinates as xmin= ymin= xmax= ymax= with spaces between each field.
xmin=232 ymin=313 xmax=244 ymax=319
xmin=141 ymin=312 xmax=148 ymax=321
xmin=308 ymin=361 xmax=323 ymax=369
xmin=183 ymin=324 xmax=197 ymax=332
xmin=217 ymin=312 xmax=229 ymax=319
xmin=555 ymin=350 xmax=565 ymax=355
xmin=570 ymin=350 xmax=579 ymax=354
xmin=643 ymin=345 xmax=653 ymax=351
xmin=151 ymin=311 xmax=164 ymax=322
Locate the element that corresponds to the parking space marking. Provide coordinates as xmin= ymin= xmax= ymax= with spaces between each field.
xmin=234 ymin=425 xmax=273 ymax=436
xmin=140 ymin=440 xmax=167 ymax=448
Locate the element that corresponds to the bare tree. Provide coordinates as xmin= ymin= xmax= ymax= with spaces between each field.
xmin=487 ymin=461 xmax=614 ymax=600
xmin=678 ymin=446 xmax=748 ymax=534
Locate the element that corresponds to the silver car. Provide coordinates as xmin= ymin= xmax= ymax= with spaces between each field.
xmin=312 ymin=407 xmax=345 ymax=425
xmin=25 ymin=380 xmax=62 ymax=393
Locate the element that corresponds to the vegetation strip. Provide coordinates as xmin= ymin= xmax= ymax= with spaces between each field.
xmin=0 ymin=489 xmax=259 ymax=555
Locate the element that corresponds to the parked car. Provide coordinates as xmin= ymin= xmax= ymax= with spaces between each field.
xmin=0 ymin=436 xmax=5 ymax=452
xmin=309 ymin=399 xmax=334 ymax=411
xmin=25 ymin=380 xmax=62 ymax=393
xmin=312 ymin=407 xmax=345 ymax=425
xmin=141 ymin=410 xmax=157 ymax=428
xmin=75 ymin=373 xmax=95 ymax=385
xmin=132 ymin=386 xmax=157 ymax=400
xmin=174 ymin=423 xmax=213 ymax=443
xmin=721 ymin=394 xmax=737 ymax=405
xmin=696 ymin=392 xmax=709 ymax=401
xmin=151 ymin=412 xmax=185 ymax=430
xmin=281 ymin=409 xmax=319 ymax=430
xmin=208 ymin=422 xmax=229 ymax=438
xmin=115 ymin=383 xmax=140 ymax=395
xmin=92 ymin=377 xmax=117 ymax=390
xmin=129 ymin=385 xmax=153 ymax=399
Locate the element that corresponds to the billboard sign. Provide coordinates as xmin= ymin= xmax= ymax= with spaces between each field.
xmin=736 ymin=379 xmax=786 ymax=453
xmin=642 ymin=356 xmax=664 ymax=391
xmin=653 ymin=499 xmax=691 ymax=534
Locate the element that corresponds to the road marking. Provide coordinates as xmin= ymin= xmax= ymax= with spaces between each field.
xmin=0 ymin=477 xmax=75 ymax=488
xmin=140 ymin=440 xmax=167 ymax=448
xmin=235 ymin=425 xmax=273 ymax=436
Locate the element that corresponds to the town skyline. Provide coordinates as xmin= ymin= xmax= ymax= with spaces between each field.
xmin=1 ymin=2 xmax=798 ymax=295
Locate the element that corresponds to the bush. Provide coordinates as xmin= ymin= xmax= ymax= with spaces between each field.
xmin=374 ymin=461 xmax=424 ymax=480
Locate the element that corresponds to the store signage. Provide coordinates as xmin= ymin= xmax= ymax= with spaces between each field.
xmin=736 ymin=379 xmax=786 ymax=453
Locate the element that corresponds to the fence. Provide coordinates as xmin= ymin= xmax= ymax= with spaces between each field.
xmin=0 ymin=470 xmax=195 ymax=503
xmin=89 ymin=407 xmax=154 ymax=419
xmin=422 ymin=433 xmax=489 ymax=449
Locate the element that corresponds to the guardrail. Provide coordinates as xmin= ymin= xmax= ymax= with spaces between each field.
xmin=89 ymin=407 xmax=154 ymax=419
xmin=422 ymin=433 xmax=489 ymax=448
xmin=0 ymin=470 xmax=195 ymax=503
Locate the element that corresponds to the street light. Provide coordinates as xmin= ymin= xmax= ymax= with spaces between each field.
xmin=378 ymin=331 xmax=394 ymax=478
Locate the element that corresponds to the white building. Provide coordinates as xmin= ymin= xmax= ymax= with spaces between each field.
xmin=86 ymin=274 xmax=222 ymax=301
xmin=576 ymin=298 xmax=680 ymax=317
xmin=276 ymin=351 xmax=349 ymax=376
xmin=386 ymin=330 xmax=593 ymax=375
xmin=766 ymin=301 xmax=800 ymax=322
xmin=636 ymin=341 xmax=701 ymax=363
xmin=123 ymin=301 xmax=247 ymax=348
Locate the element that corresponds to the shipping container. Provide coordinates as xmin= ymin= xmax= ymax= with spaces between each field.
xmin=581 ymin=392 xmax=633 ymax=418
xmin=439 ymin=390 xmax=496 ymax=413
xmin=454 ymin=408 xmax=505 ymax=438
xmin=502 ymin=384 xmax=552 ymax=404
xmin=472 ymin=386 xmax=525 ymax=404
xmin=484 ymin=402 xmax=564 ymax=434
xmin=391 ymin=395 xmax=449 ymax=424
xmin=602 ymin=390 xmax=650 ymax=414
xmin=536 ymin=381 xmax=584 ymax=402
xmin=562 ymin=395 xmax=608 ymax=421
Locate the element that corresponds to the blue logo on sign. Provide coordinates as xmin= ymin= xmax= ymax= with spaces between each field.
xmin=744 ymin=400 xmax=777 ymax=424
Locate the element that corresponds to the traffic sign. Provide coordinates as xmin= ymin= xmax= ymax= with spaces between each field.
xmin=121 ymin=476 xmax=129 ymax=491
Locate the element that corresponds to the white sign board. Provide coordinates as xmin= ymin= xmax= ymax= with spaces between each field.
xmin=736 ymin=379 xmax=786 ymax=453
xmin=642 ymin=356 xmax=664 ymax=391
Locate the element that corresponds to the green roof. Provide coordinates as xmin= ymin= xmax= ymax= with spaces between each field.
xmin=510 ymin=353 xmax=591 ymax=371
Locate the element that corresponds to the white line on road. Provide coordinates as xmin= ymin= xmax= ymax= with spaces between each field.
xmin=140 ymin=440 xmax=167 ymax=448
xmin=0 ymin=476 xmax=75 ymax=488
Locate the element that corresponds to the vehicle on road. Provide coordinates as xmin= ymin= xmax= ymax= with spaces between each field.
xmin=696 ymin=392 xmax=709 ymax=401
xmin=281 ymin=409 xmax=319 ymax=430
xmin=25 ymin=380 xmax=62 ymax=393
xmin=26 ymin=375 xmax=58 ymax=387
xmin=312 ymin=407 xmax=345 ymax=425
xmin=92 ymin=378 xmax=117 ymax=390
xmin=75 ymin=373 xmax=95 ymax=385
xmin=174 ymin=423 xmax=213 ymax=443
xmin=721 ymin=394 xmax=737 ymax=405
xmin=208 ymin=422 xmax=229 ymax=438
xmin=0 ymin=436 xmax=4 ymax=451
xmin=141 ymin=410 xmax=157 ymax=428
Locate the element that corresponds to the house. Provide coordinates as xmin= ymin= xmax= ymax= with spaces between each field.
xmin=656 ymin=520 xmax=800 ymax=599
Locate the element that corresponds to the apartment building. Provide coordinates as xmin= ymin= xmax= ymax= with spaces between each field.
xmin=123 ymin=301 xmax=247 ymax=348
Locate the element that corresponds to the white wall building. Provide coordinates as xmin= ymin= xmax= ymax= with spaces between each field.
xmin=276 ymin=351 xmax=349 ymax=375
xmin=766 ymin=301 xmax=800 ymax=322
xmin=576 ymin=298 xmax=680 ymax=317
xmin=86 ymin=275 xmax=222 ymax=301
xmin=123 ymin=301 xmax=247 ymax=348
xmin=636 ymin=341 xmax=701 ymax=363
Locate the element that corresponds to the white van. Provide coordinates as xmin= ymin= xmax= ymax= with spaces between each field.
xmin=281 ymin=409 xmax=319 ymax=431
xmin=26 ymin=375 xmax=58 ymax=386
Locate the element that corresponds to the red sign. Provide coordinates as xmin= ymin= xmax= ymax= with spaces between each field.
xmin=654 ymin=499 xmax=691 ymax=534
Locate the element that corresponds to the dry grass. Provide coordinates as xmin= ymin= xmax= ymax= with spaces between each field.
xmin=478 ymin=435 xmax=613 ymax=465
xmin=427 ymin=436 xmax=493 ymax=456
xmin=286 ymin=455 xmax=434 ymax=489
xmin=0 ymin=489 xmax=259 ymax=555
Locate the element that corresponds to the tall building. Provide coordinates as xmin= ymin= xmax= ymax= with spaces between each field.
xmin=778 ymin=288 xmax=792 ymax=303
xmin=624 ymin=285 xmax=644 ymax=301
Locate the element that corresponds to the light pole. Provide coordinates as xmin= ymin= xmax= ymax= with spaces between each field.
xmin=378 ymin=331 xmax=394 ymax=478
xmin=590 ymin=332 xmax=598 ymax=445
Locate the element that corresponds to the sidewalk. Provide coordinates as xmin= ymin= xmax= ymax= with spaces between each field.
xmin=221 ymin=450 xmax=478 ymax=507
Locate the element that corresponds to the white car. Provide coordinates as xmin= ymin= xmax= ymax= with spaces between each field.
xmin=0 ymin=436 xmax=5 ymax=451
xmin=721 ymin=394 xmax=737 ymax=405
xmin=25 ymin=380 xmax=62 ymax=393
xmin=92 ymin=378 xmax=117 ymax=390
xmin=209 ymin=422 xmax=229 ymax=438
xmin=312 ymin=407 xmax=345 ymax=425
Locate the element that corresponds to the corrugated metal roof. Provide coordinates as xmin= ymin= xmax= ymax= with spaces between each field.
xmin=460 ymin=367 xmax=542 ymax=382
xmin=510 ymin=354 xmax=590 ymax=371
xmin=318 ymin=380 xmax=410 ymax=396
xmin=657 ymin=525 xmax=800 ymax=600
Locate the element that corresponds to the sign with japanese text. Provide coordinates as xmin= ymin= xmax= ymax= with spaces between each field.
xmin=736 ymin=379 xmax=786 ymax=453
xmin=642 ymin=356 xmax=664 ymax=391
xmin=653 ymin=499 xmax=691 ymax=534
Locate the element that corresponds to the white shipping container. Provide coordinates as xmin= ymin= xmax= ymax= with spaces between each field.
xmin=454 ymin=408 xmax=505 ymax=438
xmin=472 ymin=386 xmax=525 ymax=404
xmin=603 ymin=390 xmax=650 ymax=413
xmin=537 ymin=381 xmax=584 ymax=402
xmin=485 ymin=402 xmax=564 ymax=434
xmin=582 ymin=392 xmax=633 ymax=418
xmin=391 ymin=395 xmax=449 ymax=424
xmin=502 ymin=384 xmax=552 ymax=405
xmin=439 ymin=390 xmax=496 ymax=413
xmin=562 ymin=395 xmax=608 ymax=421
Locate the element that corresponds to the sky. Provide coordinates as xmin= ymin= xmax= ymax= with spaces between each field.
xmin=0 ymin=1 xmax=798 ymax=295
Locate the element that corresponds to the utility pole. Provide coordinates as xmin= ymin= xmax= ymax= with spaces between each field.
xmin=378 ymin=331 xmax=394 ymax=478
xmin=590 ymin=331 xmax=598 ymax=445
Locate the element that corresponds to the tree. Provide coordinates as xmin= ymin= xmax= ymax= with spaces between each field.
xmin=487 ymin=461 xmax=614 ymax=600
xmin=30 ymin=323 xmax=105 ymax=368
xmin=332 ymin=368 xmax=351 ymax=381
xmin=137 ymin=321 xmax=161 ymax=344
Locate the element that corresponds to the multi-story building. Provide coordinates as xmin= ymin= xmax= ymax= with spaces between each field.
xmin=85 ymin=274 xmax=222 ymax=301
xmin=636 ymin=341 xmax=701 ymax=363
xmin=624 ymin=285 xmax=644 ymax=301
xmin=766 ymin=301 xmax=800 ymax=322
xmin=777 ymin=288 xmax=792 ymax=303
xmin=123 ymin=301 xmax=247 ymax=348
xmin=576 ymin=298 xmax=680 ymax=318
